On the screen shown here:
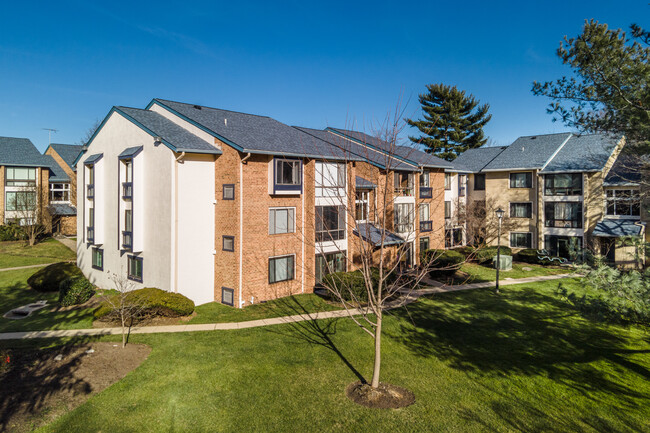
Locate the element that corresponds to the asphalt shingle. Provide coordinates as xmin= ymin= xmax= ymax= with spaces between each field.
xmin=356 ymin=176 xmax=376 ymax=189
xmin=354 ymin=223 xmax=405 ymax=246
xmin=482 ymin=133 xmax=573 ymax=171
xmin=604 ymin=152 xmax=644 ymax=186
xmin=48 ymin=143 xmax=83 ymax=169
xmin=0 ymin=136 xmax=51 ymax=167
xmin=542 ymin=134 xmax=620 ymax=173
xmin=592 ymin=219 xmax=645 ymax=237
xmin=451 ymin=146 xmax=507 ymax=172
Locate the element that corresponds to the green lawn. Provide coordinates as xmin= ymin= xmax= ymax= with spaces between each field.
xmin=10 ymin=278 xmax=647 ymax=432
xmin=437 ymin=262 xmax=573 ymax=285
xmin=189 ymin=293 xmax=341 ymax=324
xmin=0 ymin=268 xmax=95 ymax=333
xmin=0 ymin=239 xmax=75 ymax=269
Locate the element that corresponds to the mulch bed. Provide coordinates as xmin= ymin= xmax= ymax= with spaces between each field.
xmin=345 ymin=381 xmax=415 ymax=409
xmin=0 ymin=342 xmax=150 ymax=433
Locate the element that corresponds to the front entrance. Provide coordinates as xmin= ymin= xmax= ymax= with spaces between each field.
xmin=600 ymin=238 xmax=616 ymax=263
xmin=544 ymin=235 xmax=582 ymax=260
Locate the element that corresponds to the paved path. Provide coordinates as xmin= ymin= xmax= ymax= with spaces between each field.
xmin=0 ymin=273 xmax=578 ymax=341
xmin=0 ymin=263 xmax=53 ymax=272
xmin=55 ymin=237 xmax=76 ymax=252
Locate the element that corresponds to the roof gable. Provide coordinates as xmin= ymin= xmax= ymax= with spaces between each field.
xmin=482 ymin=133 xmax=572 ymax=171
xmin=452 ymin=146 xmax=507 ymax=172
xmin=48 ymin=143 xmax=83 ymax=169
xmin=542 ymin=134 xmax=620 ymax=173
xmin=0 ymin=136 xmax=51 ymax=167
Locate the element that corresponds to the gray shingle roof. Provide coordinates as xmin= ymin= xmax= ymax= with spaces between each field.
xmin=356 ymin=176 xmax=376 ymax=189
xmin=482 ymin=133 xmax=573 ymax=171
xmin=84 ymin=153 xmax=103 ymax=164
xmin=118 ymin=146 xmax=144 ymax=159
xmin=150 ymin=99 xmax=351 ymax=160
xmin=451 ymin=146 xmax=507 ymax=172
xmin=326 ymin=127 xmax=452 ymax=169
xmin=44 ymin=155 xmax=70 ymax=182
xmin=47 ymin=203 xmax=77 ymax=216
xmin=294 ymin=126 xmax=414 ymax=171
xmin=542 ymin=134 xmax=620 ymax=173
xmin=0 ymin=136 xmax=51 ymax=167
xmin=48 ymin=143 xmax=83 ymax=169
xmin=604 ymin=152 xmax=644 ymax=186
xmin=592 ymin=219 xmax=645 ymax=237
xmin=116 ymin=106 xmax=220 ymax=154
xmin=354 ymin=223 xmax=405 ymax=246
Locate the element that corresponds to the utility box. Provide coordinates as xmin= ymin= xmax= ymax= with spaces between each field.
xmin=493 ymin=255 xmax=513 ymax=271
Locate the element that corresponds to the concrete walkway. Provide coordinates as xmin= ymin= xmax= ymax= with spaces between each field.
xmin=0 ymin=263 xmax=54 ymax=272
xmin=55 ymin=237 xmax=76 ymax=252
xmin=0 ymin=273 xmax=577 ymax=341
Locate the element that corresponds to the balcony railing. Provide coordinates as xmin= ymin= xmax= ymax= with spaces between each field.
xmin=394 ymin=187 xmax=414 ymax=197
xmin=459 ymin=186 xmax=466 ymax=197
xmin=87 ymin=226 xmax=94 ymax=243
xmin=87 ymin=184 xmax=94 ymax=199
xmin=315 ymin=229 xmax=346 ymax=243
xmin=122 ymin=182 xmax=133 ymax=199
xmin=395 ymin=223 xmax=414 ymax=233
xmin=420 ymin=220 xmax=432 ymax=232
xmin=545 ymin=219 xmax=582 ymax=229
xmin=419 ymin=187 xmax=432 ymax=199
xmin=122 ymin=231 xmax=133 ymax=250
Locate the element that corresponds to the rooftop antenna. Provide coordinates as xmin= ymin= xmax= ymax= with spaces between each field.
xmin=42 ymin=128 xmax=58 ymax=145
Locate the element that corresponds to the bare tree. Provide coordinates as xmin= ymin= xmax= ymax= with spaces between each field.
xmin=8 ymin=186 xmax=47 ymax=246
xmin=457 ymin=198 xmax=518 ymax=248
xmin=101 ymin=273 xmax=147 ymax=348
xmin=77 ymin=118 xmax=102 ymax=146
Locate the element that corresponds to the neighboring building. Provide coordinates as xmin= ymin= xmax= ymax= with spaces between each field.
xmin=45 ymin=143 xmax=83 ymax=235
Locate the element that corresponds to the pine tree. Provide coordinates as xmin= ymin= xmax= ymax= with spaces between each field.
xmin=407 ymin=84 xmax=491 ymax=161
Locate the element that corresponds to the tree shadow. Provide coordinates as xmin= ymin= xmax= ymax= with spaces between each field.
xmin=388 ymin=287 xmax=650 ymax=405
xmin=262 ymin=295 xmax=367 ymax=384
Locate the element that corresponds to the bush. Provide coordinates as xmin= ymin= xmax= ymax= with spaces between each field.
xmin=59 ymin=277 xmax=95 ymax=306
xmin=321 ymin=268 xmax=397 ymax=303
xmin=27 ymin=262 xmax=82 ymax=292
xmin=453 ymin=246 xmax=476 ymax=258
xmin=424 ymin=249 xmax=465 ymax=277
xmin=95 ymin=287 xmax=195 ymax=319
xmin=474 ymin=246 xmax=512 ymax=265
xmin=0 ymin=224 xmax=24 ymax=241
xmin=514 ymin=248 xmax=554 ymax=265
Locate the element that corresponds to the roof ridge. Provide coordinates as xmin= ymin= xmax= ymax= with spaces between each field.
xmin=153 ymin=98 xmax=272 ymax=119
xmin=516 ymin=132 xmax=574 ymax=138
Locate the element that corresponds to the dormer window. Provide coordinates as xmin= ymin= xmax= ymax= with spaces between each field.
xmin=122 ymin=159 xmax=133 ymax=199
xmin=273 ymin=158 xmax=302 ymax=194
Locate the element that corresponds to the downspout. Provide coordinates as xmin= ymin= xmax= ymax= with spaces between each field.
xmin=173 ymin=154 xmax=180 ymax=293
xmin=239 ymin=153 xmax=250 ymax=307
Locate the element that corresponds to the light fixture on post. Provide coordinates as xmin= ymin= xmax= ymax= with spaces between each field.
xmin=495 ymin=207 xmax=505 ymax=294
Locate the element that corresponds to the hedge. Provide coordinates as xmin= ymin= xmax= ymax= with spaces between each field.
xmin=59 ymin=276 xmax=95 ymax=306
xmin=95 ymin=287 xmax=195 ymax=319
xmin=321 ymin=268 xmax=396 ymax=303
xmin=27 ymin=262 xmax=83 ymax=292
xmin=424 ymin=249 xmax=465 ymax=277
xmin=475 ymin=246 xmax=512 ymax=265
xmin=515 ymin=248 xmax=554 ymax=265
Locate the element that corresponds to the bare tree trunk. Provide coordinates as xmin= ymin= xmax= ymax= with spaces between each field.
xmin=121 ymin=314 xmax=126 ymax=348
xmin=370 ymin=312 xmax=382 ymax=388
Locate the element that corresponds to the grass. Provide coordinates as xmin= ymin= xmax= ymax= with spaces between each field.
xmin=8 ymin=277 xmax=647 ymax=433
xmin=0 ymin=239 xmax=75 ymax=269
xmin=436 ymin=262 xmax=573 ymax=285
xmin=189 ymin=293 xmax=341 ymax=324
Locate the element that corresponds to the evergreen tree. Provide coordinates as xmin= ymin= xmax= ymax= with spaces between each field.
xmin=407 ymin=84 xmax=491 ymax=161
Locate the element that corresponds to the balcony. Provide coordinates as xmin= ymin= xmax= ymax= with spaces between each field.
xmin=420 ymin=220 xmax=432 ymax=232
xmin=394 ymin=187 xmax=414 ymax=197
xmin=122 ymin=182 xmax=133 ymax=199
xmin=86 ymin=184 xmax=94 ymax=199
xmin=122 ymin=231 xmax=133 ymax=250
xmin=315 ymin=229 xmax=345 ymax=243
xmin=419 ymin=187 xmax=432 ymax=199
xmin=87 ymin=226 xmax=94 ymax=243
xmin=395 ymin=223 xmax=414 ymax=233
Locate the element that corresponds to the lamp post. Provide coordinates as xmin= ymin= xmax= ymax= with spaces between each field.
xmin=495 ymin=207 xmax=505 ymax=294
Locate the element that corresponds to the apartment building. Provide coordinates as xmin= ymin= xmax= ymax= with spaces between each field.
xmin=76 ymin=99 xmax=452 ymax=307
xmin=0 ymin=136 xmax=72 ymax=231
xmin=44 ymin=143 xmax=83 ymax=235
xmin=452 ymin=133 xmax=646 ymax=265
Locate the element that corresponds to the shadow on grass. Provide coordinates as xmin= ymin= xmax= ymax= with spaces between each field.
xmin=389 ymin=287 xmax=650 ymax=403
xmin=261 ymin=295 xmax=367 ymax=384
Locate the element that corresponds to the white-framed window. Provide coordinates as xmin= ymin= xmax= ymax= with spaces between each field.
xmin=355 ymin=191 xmax=369 ymax=222
xmin=6 ymin=167 xmax=36 ymax=186
xmin=444 ymin=201 xmax=451 ymax=219
xmin=315 ymin=161 xmax=345 ymax=197
xmin=606 ymin=189 xmax=640 ymax=217
xmin=459 ymin=174 xmax=466 ymax=197
xmin=269 ymin=254 xmax=295 ymax=284
xmin=269 ymin=207 xmax=296 ymax=234
xmin=510 ymin=202 xmax=532 ymax=218
xmin=510 ymin=232 xmax=532 ymax=248
xmin=49 ymin=183 xmax=70 ymax=202
xmin=316 ymin=205 xmax=346 ymax=242
xmin=394 ymin=203 xmax=414 ymax=233
xmin=5 ymin=191 xmax=36 ymax=211
xmin=275 ymin=159 xmax=302 ymax=186
xmin=315 ymin=251 xmax=346 ymax=284
xmin=419 ymin=203 xmax=430 ymax=221
xmin=444 ymin=173 xmax=451 ymax=190
xmin=420 ymin=170 xmax=430 ymax=187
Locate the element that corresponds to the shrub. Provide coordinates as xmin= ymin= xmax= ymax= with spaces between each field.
xmin=474 ymin=246 xmax=512 ymax=264
xmin=514 ymin=248 xmax=554 ymax=265
xmin=321 ymin=268 xmax=397 ymax=303
xmin=59 ymin=276 xmax=95 ymax=306
xmin=95 ymin=287 xmax=195 ymax=319
xmin=27 ymin=262 xmax=82 ymax=292
xmin=453 ymin=246 xmax=476 ymax=259
xmin=0 ymin=224 xmax=24 ymax=241
xmin=424 ymin=249 xmax=465 ymax=277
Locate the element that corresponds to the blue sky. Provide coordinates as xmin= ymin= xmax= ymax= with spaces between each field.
xmin=0 ymin=1 xmax=645 ymax=152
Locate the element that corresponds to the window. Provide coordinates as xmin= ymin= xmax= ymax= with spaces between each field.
xmin=5 ymin=191 xmax=36 ymax=211
xmin=394 ymin=203 xmax=414 ymax=233
xmin=221 ymin=287 xmax=234 ymax=306
xmin=127 ymin=255 xmax=143 ymax=282
xmin=5 ymin=167 xmax=36 ymax=186
xmin=445 ymin=228 xmax=463 ymax=248
xmin=269 ymin=208 xmax=295 ymax=234
xmin=123 ymin=209 xmax=133 ymax=250
xmin=444 ymin=173 xmax=451 ymax=190
xmin=458 ymin=175 xmax=466 ymax=197
xmin=606 ymin=189 xmax=640 ymax=217
xmin=122 ymin=159 xmax=133 ymax=199
xmin=419 ymin=204 xmax=431 ymax=232
xmin=275 ymin=159 xmax=301 ymax=185
xmin=394 ymin=172 xmax=414 ymax=196
xmin=420 ymin=237 xmax=430 ymax=253
xmin=87 ymin=207 xmax=95 ymax=242
xmin=269 ymin=255 xmax=294 ymax=283
xmin=223 ymin=235 xmax=235 ymax=251
xmin=419 ymin=170 xmax=432 ymax=198
xmin=316 ymin=206 xmax=346 ymax=242
xmin=92 ymin=248 xmax=103 ymax=270
xmin=355 ymin=191 xmax=369 ymax=221
xmin=315 ymin=162 xmax=345 ymax=196
xmin=49 ymin=183 xmax=70 ymax=202
xmin=444 ymin=201 xmax=451 ymax=219
xmin=544 ymin=173 xmax=582 ymax=196
xmin=86 ymin=165 xmax=95 ymax=199
xmin=315 ymin=251 xmax=346 ymax=284
xmin=420 ymin=171 xmax=430 ymax=187
xmin=474 ymin=174 xmax=485 ymax=191
xmin=510 ymin=202 xmax=532 ymax=218
xmin=544 ymin=202 xmax=582 ymax=228
xmin=223 ymin=184 xmax=235 ymax=200
xmin=510 ymin=232 xmax=532 ymax=248
xmin=510 ymin=172 xmax=532 ymax=188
